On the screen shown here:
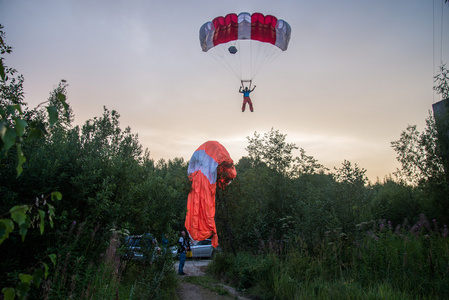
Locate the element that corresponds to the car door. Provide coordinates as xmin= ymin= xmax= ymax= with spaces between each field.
xmin=194 ymin=239 xmax=212 ymax=257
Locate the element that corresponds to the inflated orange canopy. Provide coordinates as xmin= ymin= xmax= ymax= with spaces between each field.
xmin=185 ymin=141 xmax=237 ymax=248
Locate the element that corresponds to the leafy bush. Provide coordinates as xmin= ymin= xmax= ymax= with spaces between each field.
xmin=208 ymin=214 xmax=449 ymax=299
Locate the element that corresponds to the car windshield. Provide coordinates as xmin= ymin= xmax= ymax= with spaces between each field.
xmin=196 ymin=240 xmax=211 ymax=246
xmin=126 ymin=237 xmax=141 ymax=247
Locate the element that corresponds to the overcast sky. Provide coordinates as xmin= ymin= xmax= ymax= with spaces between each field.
xmin=1 ymin=0 xmax=448 ymax=182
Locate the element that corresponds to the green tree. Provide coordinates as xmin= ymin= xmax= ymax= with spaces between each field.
xmin=332 ymin=159 xmax=368 ymax=186
xmin=331 ymin=160 xmax=370 ymax=231
xmin=391 ymin=105 xmax=448 ymax=223
xmin=370 ymin=179 xmax=421 ymax=225
xmin=434 ymin=63 xmax=449 ymax=99
xmin=293 ymin=148 xmax=328 ymax=177
xmin=222 ymin=129 xmax=333 ymax=252
xmin=391 ymin=114 xmax=445 ymax=185
xmin=245 ymin=128 xmax=298 ymax=175
xmin=1 ymin=24 xmax=66 ymax=300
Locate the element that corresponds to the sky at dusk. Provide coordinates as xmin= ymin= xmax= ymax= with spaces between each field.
xmin=1 ymin=0 xmax=448 ymax=182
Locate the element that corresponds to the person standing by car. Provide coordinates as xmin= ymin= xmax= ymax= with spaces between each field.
xmin=178 ymin=231 xmax=190 ymax=275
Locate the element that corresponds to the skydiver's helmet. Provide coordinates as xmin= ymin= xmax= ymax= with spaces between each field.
xmin=228 ymin=46 xmax=238 ymax=54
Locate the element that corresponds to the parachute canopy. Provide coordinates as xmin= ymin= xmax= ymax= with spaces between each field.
xmin=199 ymin=12 xmax=291 ymax=83
xmin=185 ymin=141 xmax=237 ymax=248
xmin=200 ymin=12 xmax=291 ymax=52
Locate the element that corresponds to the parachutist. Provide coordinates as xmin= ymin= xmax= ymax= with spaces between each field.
xmin=239 ymin=85 xmax=256 ymax=112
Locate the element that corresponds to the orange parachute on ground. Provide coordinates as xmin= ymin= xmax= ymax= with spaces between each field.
xmin=185 ymin=141 xmax=237 ymax=248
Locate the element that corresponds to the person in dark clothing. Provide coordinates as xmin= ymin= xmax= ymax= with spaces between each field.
xmin=239 ymin=85 xmax=256 ymax=112
xmin=178 ymin=231 xmax=190 ymax=275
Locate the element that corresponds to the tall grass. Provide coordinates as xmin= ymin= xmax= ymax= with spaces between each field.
xmin=121 ymin=249 xmax=178 ymax=300
xmin=207 ymin=214 xmax=449 ymax=299
xmin=27 ymin=221 xmax=178 ymax=299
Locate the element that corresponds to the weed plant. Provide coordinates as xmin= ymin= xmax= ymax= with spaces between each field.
xmin=208 ymin=214 xmax=449 ymax=300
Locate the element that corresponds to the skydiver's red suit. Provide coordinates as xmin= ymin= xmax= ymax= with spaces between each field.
xmin=239 ymin=86 xmax=255 ymax=112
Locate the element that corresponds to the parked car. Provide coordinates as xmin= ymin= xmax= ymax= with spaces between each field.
xmin=171 ymin=239 xmax=220 ymax=259
xmin=122 ymin=234 xmax=160 ymax=261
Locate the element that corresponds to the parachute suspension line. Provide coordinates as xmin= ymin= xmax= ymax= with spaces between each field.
xmin=433 ymin=0 xmax=437 ymax=103
xmin=225 ymin=43 xmax=242 ymax=79
xmin=239 ymin=40 xmax=244 ymax=81
xmin=249 ymin=38 xmax=253 ymax=81
xmin=251 ymin=41 xmax=262 ymax=79
xmin=432 ymin=0 xmax=447 ymax=103
xmin=209 ymin=46 xmax=241 ymax=81
xmin=251 ymin=42 xmax=282 ymax=81
xmin=440 ymin=0 xmax=444 ymax=65
xmin=433 ymin=0 xmax=436 ymax=82
xmin=250 ymin=41 xmax=264 ymax=80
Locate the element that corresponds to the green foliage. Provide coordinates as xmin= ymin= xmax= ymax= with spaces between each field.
xmin=1 ymin=24 xmax=183 ymax=299
xmin=332 ymin=160 xmax=368 ymax=186
xmin=1 ymin=253 xmax=56 ymax=300
xmin=371 ymin=180 xmax=421 ymax=225
xmin=391 ymin=114 xmax=445 ymax=185
xmin=208 ymin=215 xmax=449 ymax=299
xmin=1 ymin=98 xmax=186 ymax=298
xmin=390 ymin=112 xmax=449 ymax=224
xmin=121 ymin=249 xmax=178 ymax=300
xmin=434 ymin=63 xmax=449 ymax=100
xmin=0 ymin=192 xmax=59 ymax=244
xmin=0 ymin=62 xmax=69 ymax=175
xmin=294 ymin=148 xmax=329 ymax=176
xmin=0 ymin=24 xmax=13 ymax=82
xmin=0 ymin=195 xmax=58 ymax=300
xmin=245 ymin=128 xmax=327 ymax=177
xmin=245 ymin=128 xmax=298 ymax=175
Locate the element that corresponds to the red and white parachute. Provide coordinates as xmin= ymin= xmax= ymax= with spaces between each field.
xmin=199 ymin=12 xmax=291 ymax=86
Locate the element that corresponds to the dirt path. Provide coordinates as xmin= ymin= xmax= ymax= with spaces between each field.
xmin=174 ymin=259 xmax=250 ymax=300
